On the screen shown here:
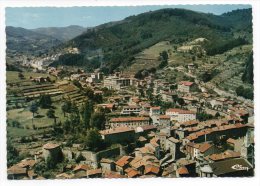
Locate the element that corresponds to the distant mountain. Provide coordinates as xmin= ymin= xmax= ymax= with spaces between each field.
xmin=32 ymin=25 xmax=87 ymax=41
xmin=6 ymin=26 xmax=62 ymax=55
xmin=54 ymin=8 xmax=252 ymax=73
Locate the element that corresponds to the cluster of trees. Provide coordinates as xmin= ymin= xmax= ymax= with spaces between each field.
xmin=134 ymin=68 xmax=156 ymax=80
xmin=158 ymin=50 xmax=168 ymax=69
xmin=38 ymin=95 xmax=52 ymax=109
xmin=50 ymin=53 xmax=101 ymax=72
xmin=199 ymin=69 xmax=220 ymax=82
xmin=204 ymin=37 xmax=248 ymax=56
xmin=60 ymin=99 xmax=107 ymax=151
xmin=18 ymin=72 xmax=25 ymax=80
xmin=51 ymin=53 xmax=85 ymax=67
xmin=196 ymin=112 xmax=214 ymax=121
xmin=242 ymin=52 xmax=253 ymax=85
xmin=29 ymin=95 xmax=55 ymax=125
xmin=6 ymin=64 xmax=22 ymax=72
xmin=7 ymin=138 xmax=21 ymax=167
xmin=236 ymin=85 xmax=253 ymax=100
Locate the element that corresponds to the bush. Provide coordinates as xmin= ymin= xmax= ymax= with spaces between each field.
xmin=236 ymin=86 xmax=253 ymax=100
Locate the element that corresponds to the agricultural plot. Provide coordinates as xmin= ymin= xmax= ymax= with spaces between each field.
xmin=125 ymin=41 xmax=197 ymax=75
xmin=7 ymin=102 xmax=66 ymax=132
xmin=219 ymin=73 xmax=253 ymax=92
xmin=6 ymin=71 xmax=56 ymax=84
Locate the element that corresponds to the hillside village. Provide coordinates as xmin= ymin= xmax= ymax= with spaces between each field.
xmin=6 ymin=8 xmax=254 ymax=179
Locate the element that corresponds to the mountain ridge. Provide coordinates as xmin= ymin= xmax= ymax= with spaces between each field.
xmin=56 ymin=8 xmax=252 ymax=73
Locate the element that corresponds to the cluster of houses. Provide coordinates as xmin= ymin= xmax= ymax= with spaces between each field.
xmin=7 ymin=63 xmax=254 ymax=179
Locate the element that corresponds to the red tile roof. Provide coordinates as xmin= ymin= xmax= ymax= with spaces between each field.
xmin=179 ymin=81 xmax=194 ymax=86
xmin=127 ymin=169 xmax=140 ymax=178
xmin=208 ymin=151 xmax=240 ymax=161
xmin=177 ymin=166 xmax=189 ymax=175
xmin=168 ymin=137 xmax=179 ymax=143
xmin=159 ymin=115 xmax=171 ymax=119
xmin=227 ymin=138 xmax=236 ymax=145
xmin=87 ymin=169 xmax=102 ymax=176
xmin=73 ymin=164 xmax=90 ymax=172
xmin=110 ymin=117 xmax=149 ymax=122
xmin=150 ymin=106 xmax=161 ymax=110
xmin=104 ymin=171 xmax=127 ymax=178
xmin=17 ymin=159 xmax=36 ymax=168
xmin=181 ymin=120 xmax=199 ymax=126
xmin=43 ymin=143 xmax=60 ymax=150
xmin=144 ymin=165 xmax=160 ymax=175
xmin=166 ymin=108 xmax=196 ymax=114
xmin=7 ymin=165 xmax=27 ymax=175
xmin=100 ymin=127 xmax=134 ymax=135
xmin=140 ymin=125 xmax=157 ymax=131
xmin=100 ymin=158 xmax=113 ymax=164
xmin=115 ymin=156 xmax=132 ymax=167
xmin=199 ymin=143 xmax=212 ymax=153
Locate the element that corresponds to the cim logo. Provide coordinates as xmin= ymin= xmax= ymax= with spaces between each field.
xmin=231 ymin=164 xmax=249 ymax=171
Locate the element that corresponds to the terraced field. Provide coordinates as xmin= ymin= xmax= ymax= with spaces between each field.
xmin=59 ymin=84 xmax=87 ymax=106
xmin=219 ymin=73 xmax=253 ymax=92
xmin=6 ymin=71 xmax=56 ymax=84
xmin=124 ymin=41 xmax=197 ymax=75
xmin=194 ymin=44 xmax=253 ymax=94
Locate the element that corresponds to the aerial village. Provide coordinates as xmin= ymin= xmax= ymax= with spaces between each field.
xmin=7 ymin=40 xmax=254 ymax=179
xmin=7 ymin=18 xmax=254 ymax=179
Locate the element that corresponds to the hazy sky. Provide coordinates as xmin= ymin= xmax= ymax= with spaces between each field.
xmin=6 ymin=5 xmax=251 ymax=29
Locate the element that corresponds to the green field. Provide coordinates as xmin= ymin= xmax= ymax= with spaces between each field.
xmin=6 ymin=71 xmax=56 ymax=84
xmin=7 ymin=102 xmax=66 ymax=134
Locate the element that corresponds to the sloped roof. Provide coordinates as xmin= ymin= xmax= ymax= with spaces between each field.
xmin=209 ymin=158 xmax=252 ymax=176
xmin=177 ymin=166 xmax=189 ymax=175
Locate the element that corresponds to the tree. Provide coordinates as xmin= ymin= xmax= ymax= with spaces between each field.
xmin=154 ymin=95 xmax=163 ymax=106
xmin=7 ymin=138 xmax=21 ymax=167
xmin=197 ymin=112 xmax=214 ymax=121
xmin=63 ymin=119 xmax=71 ymax=134
xmin=85 ymin=129 xmax=104 ymax=152
xmin=236 ymin=86 xmax=253 ymax=100
xmin=73 ymin=80 xmax=82 ymax=89
xmin=38 ymin=95 xmax=52 ymax=108
xmin=215 ymin=112 xmax=221 ymax=118
xmin=90 ymin=112 xmax=106 ymax=130
xmin=70 ymin=113 xmax=80 ymax=132
xmin=18 ymin=72 xmax=25 ymax=80
xmin=177 ymin=98 xmax=185 ymax=107
xmin=160 ymin=50 xmax=168 ymax=61
xmin=242 ymin=52 xmax=253 ymax=84
xmin=61 ymin=101 xmax=72 ymax=117
xmin=159 ymin=50 xmax=168 ymax=69
xmin=29 ymin=102 xmax=38 ymax=124
xmin=81 ymin=101 xmax=93 ymax=129
xmin=84 ymin=87 xmax=94 ymax=100
xmin=46 ymin=156 xmax=56 ymax=169
xmin=47 ymin=108 xmax=56 ymax=124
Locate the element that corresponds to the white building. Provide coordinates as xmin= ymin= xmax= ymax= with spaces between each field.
xmin=149 ymin=107 xmax=161 ymax=117
xmin=165 ymin=108 xmax=196 ymax=123
xmin=109 ymin=117 xmax=150 ymax=128
xmin=178 ymin=81 xmax=195 ymax=93
xmin=121 ymin=105 xmax=141 ymax=115
xmin=104 ymin=76 xmax=132 ymax=90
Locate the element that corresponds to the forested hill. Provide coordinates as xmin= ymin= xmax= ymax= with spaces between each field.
xmin=6 ymin=26 xmax=62 ymax=55
xmin=55 ymin=8 xmax=252 ymax=73
xmin=32 ymin=25 xmax=87 ymax=42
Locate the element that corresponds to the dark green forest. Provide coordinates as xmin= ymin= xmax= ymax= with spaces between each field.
xmin=53 ymin=8 xmax=252 ymax=73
